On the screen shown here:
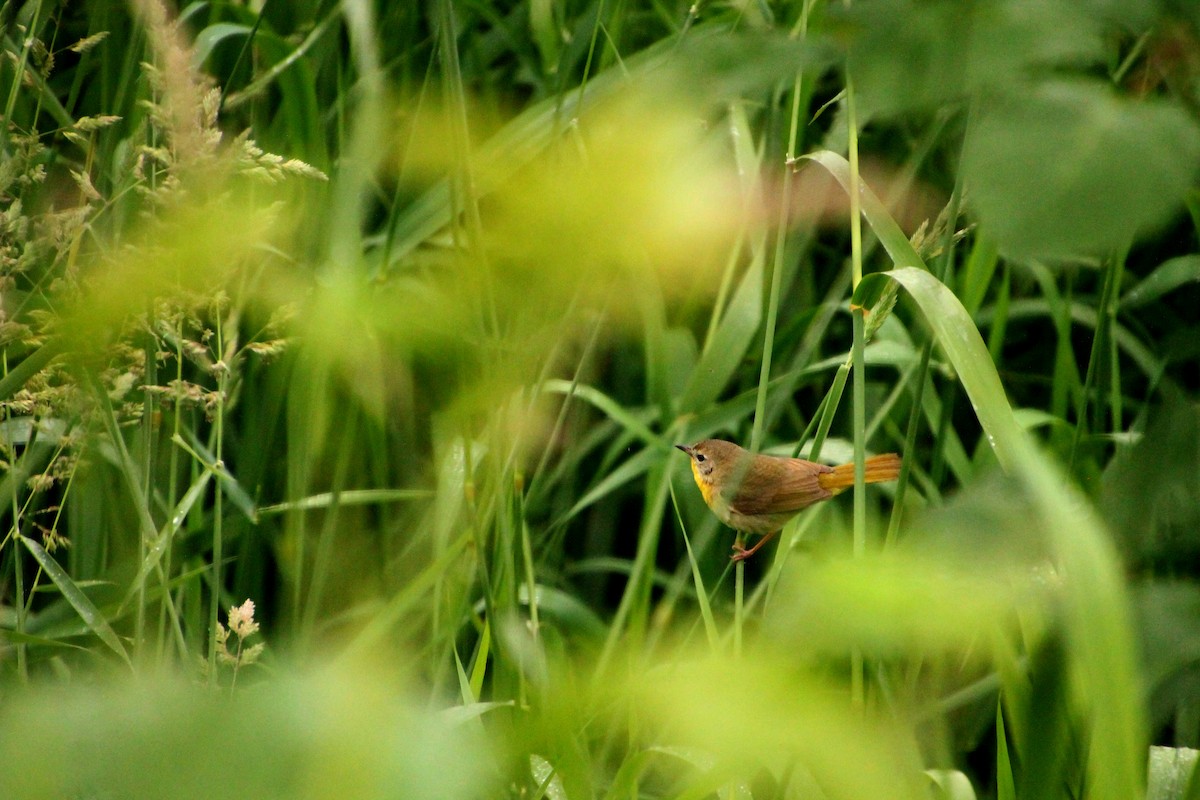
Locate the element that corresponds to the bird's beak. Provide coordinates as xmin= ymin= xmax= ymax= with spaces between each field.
xmin=674 ymin=444 xmax=692 ymax=456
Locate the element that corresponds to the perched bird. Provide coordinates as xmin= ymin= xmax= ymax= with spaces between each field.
xmin=675 ymin=439 xmax=902 ymax=561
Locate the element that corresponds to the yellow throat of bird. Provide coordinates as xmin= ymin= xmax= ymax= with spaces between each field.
xmin=689 ymin=459 xmax=718 ymax=506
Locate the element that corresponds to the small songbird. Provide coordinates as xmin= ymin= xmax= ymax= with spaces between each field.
xmin=675 ymin=439 xmax=902 ymax=561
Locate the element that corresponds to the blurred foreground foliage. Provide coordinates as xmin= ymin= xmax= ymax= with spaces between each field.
xmin=2 ymin=0 xmax=1200 ymax=798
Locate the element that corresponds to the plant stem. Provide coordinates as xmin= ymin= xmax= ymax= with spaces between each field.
xmin=846 ymin=64 xmax=867 ymax=710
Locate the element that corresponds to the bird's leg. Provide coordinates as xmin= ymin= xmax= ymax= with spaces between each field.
xmin=731 ymin=531 xmax=778 ymax=562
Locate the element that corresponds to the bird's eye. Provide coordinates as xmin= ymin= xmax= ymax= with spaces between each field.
xmin=695 ymin=454 xmax=706 ymax=463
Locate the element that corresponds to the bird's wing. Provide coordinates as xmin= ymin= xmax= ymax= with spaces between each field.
xmin=726 ymin=457 xmax=832 ymax=517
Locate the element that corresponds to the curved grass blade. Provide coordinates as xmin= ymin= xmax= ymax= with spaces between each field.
xmin=542 ymin=379 xmax=661 ymax=446
xmin=853 ymin=268 xmax=1023 ymax=471
xmin=20 ymin=536 xmax=131 ymax=667
xmin=1120 ymin=254 xmax=1200 ymax=310
xmin=799 ymin=150 xmax=927 ymax=273
xmin=851 ymin=266 xmax=1144 ymax=800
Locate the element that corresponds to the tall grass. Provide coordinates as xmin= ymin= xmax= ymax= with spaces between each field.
xmin=2 ymin=1 xmax=1200 ymax=798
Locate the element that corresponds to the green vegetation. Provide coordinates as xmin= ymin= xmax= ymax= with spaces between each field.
xmin=3 ymin=1 xmax=1200 ymax=798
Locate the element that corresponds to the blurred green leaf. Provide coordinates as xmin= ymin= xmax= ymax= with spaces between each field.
xmin=769 ymin=548 xmax=1040 ymax=657
xmin=849 ymin=263 xmax=1144 ymax=800
xmin=0 ymin=672 xmax=492 ymax=800
xmin=963 ymin=80 xmax=1200 ymax=258
xmin=1134 ymin=582 xmax=1200 ymax=733
xmin=639 ymin=653 xmax=928 ymax=799
xmin=542 ymin=380 xmax=660 ymax=446
xmin=1100 ymin=399 xmax=1200 ymax=568
xmin=679 ymin=243 xmax=764 ymax=414
xmin=841 ymin=0 xmax=1104 ymax=115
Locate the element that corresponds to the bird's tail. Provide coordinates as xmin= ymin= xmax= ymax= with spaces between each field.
xmin=817 ymin=453 xmax=902 ymax=493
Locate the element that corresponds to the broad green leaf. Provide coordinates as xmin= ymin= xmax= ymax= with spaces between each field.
xmin=841 ymin=0 xmax=1104 ymax=115
xmin=0 ymin=671 xmax=491 ymax=799
xmin=964 ymin=80 xmax=1200 ymax=258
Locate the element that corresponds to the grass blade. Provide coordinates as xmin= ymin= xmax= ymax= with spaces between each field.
xmin=20 ymin=536 xmax=130 ymax=667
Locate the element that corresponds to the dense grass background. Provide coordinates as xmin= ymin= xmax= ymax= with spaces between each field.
xmin=3 ymin=0 xmax=1200 ymax=798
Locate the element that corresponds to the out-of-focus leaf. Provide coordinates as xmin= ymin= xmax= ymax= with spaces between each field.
xmin=850 ymin=264 xmax=1143 ymax=800
xmin=1134 ymin=582 xmax=1200 ymax=735
xmin=541 ymin=380 xmax=660 ymax=445
xmin=639 ymin=653 xmax=928 ymax=799
xmin=0 ymin=671 xmax=493 ymax=800
xmin=516 ymin=584 xmax=608 ymax=643
xmin=769 ymin=549 xmax=1041 ymax=657
xmin=679 ymin=231 xmax=764 ymax=414
xmin=840 ymin=0 xmax=1104 ymax=115
xmin=963 ymin=80 xmax=1200 ymax=258
xmin=1100 ymin=399 xmax=1200 ymax=567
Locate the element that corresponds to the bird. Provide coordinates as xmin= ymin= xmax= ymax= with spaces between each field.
xmin=675 ymin=439 xmax=902 ymax=561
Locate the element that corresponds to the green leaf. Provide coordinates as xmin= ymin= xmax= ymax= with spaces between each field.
xmin=0 ymin=628 xmax=89 ymax=651
xmin=1148 ymin=747 xmax=1200 ymax=800
xmin=800 ymin=150 xmax=926 ymax=271
xmin=119 ymin=469 xmax=212 ymax=613
xmin=841 ymin=0 xmax=1104 ymax=115
xmin=847 ymin=264 xmax=1143 ymax=800
xmin=669 ymin=483 xmax=719 ymax=651
xmin=20 ymin=536 xmax=130 ymax=667
xmin=964 ymin=81 xmax=1200 ymax=258
xmin=926 ymin=769 xmax=978 ymax=800
xmin=1121 ymin=255 xmax=1200 ymax=310
xmin=996 ymin=702 xmax=1017 ymax=800
xmin=542 ymin=380 xmax=661 ymax=446
xmin=854 ymin=269 xmax=1024 ymax=471
xmin=258 ymin=488 xmax=434 ymax=515
xmin=177 ymin=429 xmax=259 ymax=522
